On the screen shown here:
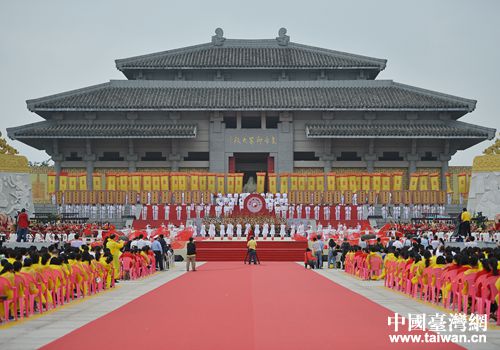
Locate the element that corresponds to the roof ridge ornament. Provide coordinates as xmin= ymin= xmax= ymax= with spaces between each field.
xmin=276 ymin=27 xmax=290 ymax=46
xmin=212 ymin=28 xmax=225 ymax=46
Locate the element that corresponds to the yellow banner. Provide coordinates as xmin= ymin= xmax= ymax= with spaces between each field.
xmin=199 ymin=174 xmax=207 ymax=191
xmin=327 ymin=173 xmax=336 ymax=191
xmin=256 ymin=172 xmax=266 ymax=193
xmin=430 ymin=173 xmax=439 ymax=191
xmin=59 ymin=173 xmax=68 ymax=191
xmin=445 ymin=172 xmax=452 ymax=193
xmin=298 ymin=175 xmax=306 ymax=191
xmin=339 ymin=175 xmax=348 ymax=191
xmin=93 ymin=173 xmax=102 ymax=190
xmin=178 ymin=173 xmax=187 ymax=191
xmin=119 ymin=174 xmax=128 ymax=191
xmin=356 ymin=175 xmax=361 ymax=191
xmin=280 ymin=174 xmax=289 ymax=193
xmin=68 ymin=175 xmax=77 ymax=191
xmin=48 ymin=173 xmax=56 ymax=194
xmin=160 ymin=174 xmax=169 ymax=191
xmin=307 ymin=175 xmax=315 ymax=191
xmin=79 ymin=174 xmax=87 ymax=191
xmin=142 ymin=174 xmax=152 ymax=191
xmin=190 ymin=174 xmax=199 ymax=191
xmin=348 ymin=175 xmax=357 ymax=191
xmin=409 ymin=174 xmax=419 ymax=191
xmin=152 ymin=174 xmax=161 ymax=191
xmin=381 ymin=175 xmax=391 ymax=191
xmin=372 ymin=174 xmax=381 ymax=192
xmin=227 ymin=174 xmax=235 ymax=193
xmin=315 ymin=174 xmax=325 ymax=192
xmin=458 ymin=173 xmax=467 ymax=193
xmin=131 ymin=174 xmax=141 ymax=192
xmin=392 ymin=173 xmax=403 ymax=191
xmin=362 ymin=175 xmax=371 ymax=191
xmin=170 ymin=174 xmax=179 ymax=191
xmin=207 ymin=174 xmax=216 ymax=192
xmin=268 ymin=174 xmax=277 ymax=194
xmin=419 ymin=173 xmax=429 ymax=191
xmin=235 ymin=173 xmax=243 ymax=193
xmin=217 ymin=174 xmax=226 ymax=194
xmin=106 ymin=174 xmax=116 ymax=191
xmin=290 ymin=174 xmax=298 ymax=191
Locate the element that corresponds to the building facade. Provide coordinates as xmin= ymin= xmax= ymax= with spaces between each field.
xmin=8 ymin=28 xmax=496 ymax=191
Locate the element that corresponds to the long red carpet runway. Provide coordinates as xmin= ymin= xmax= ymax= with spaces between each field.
xmin=42 ymin=262 xmax=461 ymax=350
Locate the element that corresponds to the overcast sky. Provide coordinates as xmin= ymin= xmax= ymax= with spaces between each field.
xmin=1 ymin=0 xmax=498 ymax=166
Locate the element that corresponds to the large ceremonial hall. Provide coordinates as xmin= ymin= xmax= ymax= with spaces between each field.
xmin=1 ymin=27 xmax=499 ymax=350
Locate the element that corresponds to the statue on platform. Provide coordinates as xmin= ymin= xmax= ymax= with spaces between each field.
xmin=243 ymin=176 xmax=257 ymax=193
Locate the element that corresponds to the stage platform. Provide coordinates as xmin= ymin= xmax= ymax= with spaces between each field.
xmin=195 ymin=240 xmax=308 ymax=262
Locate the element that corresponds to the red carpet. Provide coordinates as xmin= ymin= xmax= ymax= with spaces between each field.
xmin=195 ymin=241 xmax=308 ymax=261
xmin=41 ymin=262 xmax=462 ymax=350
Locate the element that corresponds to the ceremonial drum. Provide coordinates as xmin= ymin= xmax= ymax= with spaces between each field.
xmin=56 ymin=191 xmax=64 ymax=205
xmin=161 ymin=191 xmax=171 ymax=204
xmin=89 ymin=191 xmax=97 ymax=205
xmin=437 ymin=191 xmax=446 ymax=205
xmin=151 ymin=191 xmax=160 ymax=204
xmin=391 ymin=190 xmax=400 ymax=205
xmin=403 ymin=190 xmax=412 ymax=205
xmin=140 ymin=191 xmax=149 ymax=204
xmin=243 ymin=194 xmax=267 ymax=215
xmin=80 ymin=190 xmax=88 ymax=205
xmin=116 ymin=191 xmax=126 ymax=205
xmin=344 ymin=190 xmax=352 ymax=204
xmin=379 ymin=191 xmax=390 ymax=204
xmin=357 ymin=190 xmax=366 ymax=204
xmin=412 ymin=191 xmax=421 ymax=205
xmin=367 ymin=190 xmax=377 ymax=204
xmin=333 ymin=191 xmax=342 ymax=204
xmin=106 ymin=191 xmax=115 ymax=204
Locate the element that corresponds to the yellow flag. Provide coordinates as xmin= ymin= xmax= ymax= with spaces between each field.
xmin=142 ymin=174 xmax=152 ymax=191
xmin=268 ymin=174 xmax=277 ymax=193
xmin=152 ymin=174 xmax=161 ymax=191
xmin=419 ymin=173 xmax=429 ymax=191
xmin=217 ymin=174 xmax=226 ymax=194
xmin=199 ymin=173 xmax=207 ymax=191
xmin=381 ymin=175 xmax=391 ymax=191
xmin=93 ymin=173 xmax=102 ymax=190
xmin=79 ymin=174 xmax=87 ymax=191
xmin=327 ymin=173 xmax=336 ymax=191
xmin=160 ymin=174 xmax=169 ymax=191
xmin=372 ymin=174 xmax=381 ymax=192
xmin=227 ymin=174 xmax=235 ymax=193
xmin=235 ymin=173 xmax=243 ymax=193
xmin=298 ymin=175 xmax=306 ymax=191
xmin=458 ymin=173 xmax=467 ymax=193
xmin=307 ymin=174 xmax=315 ymax=191
xmin=430 ymin=173 xmax=439 ymax=191
xmin=362 ymin=174 xmax=371 ymax=191
xmin=256 ymin=172 xmax=266 ymax=193
xmin=190 ymin=173 xmax=199 ymax=191
xmin=48 ymin=172 xmax=56 ymax=194
xmin=315 ymin=174 xmax=324 ymax=191
xmin=68 ymin=175 xmax=77 ymax=191
xmin=290 ymin=174 xmax=298 ymax=191
xmin=207 ymin=174 xmax=216 ymax=192
xmin=280 ymin=174 xmax=289 ymax=193
xmin=409 ymin=174 xmax=418 ymax=191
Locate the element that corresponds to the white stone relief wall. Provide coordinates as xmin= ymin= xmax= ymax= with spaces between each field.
xmin=0 ymin=172 xmax=34 ymax=217
xmin=467 ymin=171 xmax=500 ymax=220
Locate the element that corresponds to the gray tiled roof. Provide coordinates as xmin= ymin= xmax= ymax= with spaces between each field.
xmin=115 ymin=40 xmax=387 ymax=70
xmin=7 ymin=121 xmax=197 ymax=139
xmin=305 ymin=120 xmax=495 ymax=139
xmin=26 ymin=80 xmax=476 ymax=112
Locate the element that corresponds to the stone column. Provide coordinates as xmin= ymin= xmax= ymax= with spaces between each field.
xmin=440 ymin=154 xmax=451 ymax=191
xmin=54 ymin=160 xmax=61 ymax=192
xmin=209 ymin=112 xmax=225 ymax=172
xmin=277 ymin=112 xmax=293 ymax=173
xmin=86 ymin=161 xmax=94 ymax=190
xmin=127 ymin=139 xmax=138 ymax=172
